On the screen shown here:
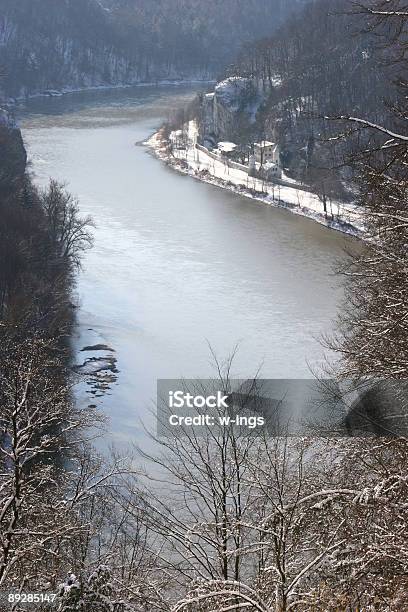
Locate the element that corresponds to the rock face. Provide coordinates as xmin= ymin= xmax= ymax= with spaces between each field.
xmin=200 ymin=76 xmax=270 ymax=145
xmin=0 ymin=109 xmax=27 ymax=198
xmin=200 ymin=77 xmax=265 ymax=146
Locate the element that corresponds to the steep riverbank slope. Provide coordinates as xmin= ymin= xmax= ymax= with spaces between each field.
xmin=0 ymin=106 xmax=91 ymax=338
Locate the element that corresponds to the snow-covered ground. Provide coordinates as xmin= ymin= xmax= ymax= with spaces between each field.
xmin=147 ymin=122 xmax=364 ymax=237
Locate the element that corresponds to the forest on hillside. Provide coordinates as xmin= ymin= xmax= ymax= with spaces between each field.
xmin=189 ymin=0 xmax=401 ymax=200
xmin=0 ymin=0 xmax=307 ymax=100
xmin=101 ymin=0 xmax=308 ymax=79
xmin=0 ymin=1 xmax=407 ymax=611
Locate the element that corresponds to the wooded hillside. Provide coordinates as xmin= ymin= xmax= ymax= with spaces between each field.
xmin=0 ymin=0 xmax=307 ymax=100
xmin=209 ymin=0 xmax=401 ymax=195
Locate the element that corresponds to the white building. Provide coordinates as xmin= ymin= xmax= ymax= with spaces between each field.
xmin=169 ymin=129 xmax=186 ymax=150
xmin=263 ymin=161 xmax=282 ymax=180
xmin=254 ymin=141 xmax=280 ymax=166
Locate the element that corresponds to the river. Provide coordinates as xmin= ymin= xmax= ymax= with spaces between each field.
xmin=17 ymin=85 xmax=351 ymax=447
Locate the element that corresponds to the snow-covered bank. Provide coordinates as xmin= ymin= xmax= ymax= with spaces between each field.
xmin=146 ymin=127 xmax=364 ymax=238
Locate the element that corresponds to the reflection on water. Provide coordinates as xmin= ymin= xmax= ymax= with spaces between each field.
xmin=18 ymin=85 xmax=353 ymax=449
xmin=16 ymin=85 xmax=205 ymax=129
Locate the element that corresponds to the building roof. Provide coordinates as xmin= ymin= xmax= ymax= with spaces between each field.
xmin=254 ymin=140 xmax=278 ymax=149
xmin=218 ymin=141 xmax=237 ymax=153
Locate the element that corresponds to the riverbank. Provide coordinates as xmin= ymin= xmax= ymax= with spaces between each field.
xmin=2 ymin=79 xmax=215 ymax=108
xmin=22 ymin=86 xmax=351 ymax=441
xmin=146 ymin=127 xmax=364 ymax=238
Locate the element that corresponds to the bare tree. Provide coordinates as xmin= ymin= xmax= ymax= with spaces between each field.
xmin=327 ymin=2 xmax=408 ymax=382
xmin=41 ymin=181 xmax=94 ymax=270
xmin=0 ymin=332 xmax=89 ymax=591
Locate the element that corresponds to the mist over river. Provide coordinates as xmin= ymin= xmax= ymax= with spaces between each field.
xmin=17 ymin=85 xmax=351 ymax=447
